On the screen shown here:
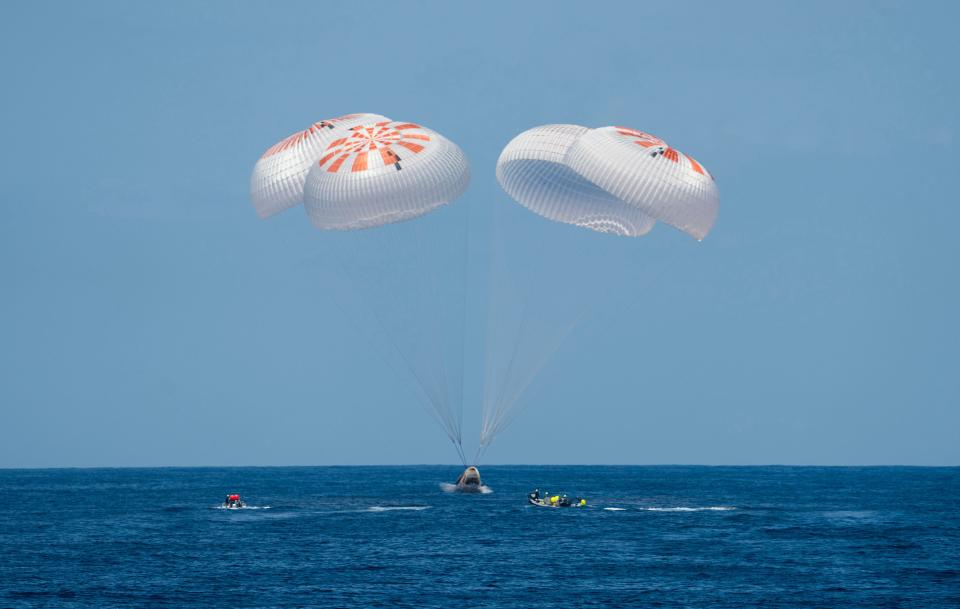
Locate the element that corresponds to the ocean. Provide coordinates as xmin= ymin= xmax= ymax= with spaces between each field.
xmin=1 ymin=466 xmax=958 ymax=608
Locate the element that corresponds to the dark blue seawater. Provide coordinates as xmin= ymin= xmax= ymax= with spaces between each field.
xmin=1 ymin=466 xmax=958 ymax=608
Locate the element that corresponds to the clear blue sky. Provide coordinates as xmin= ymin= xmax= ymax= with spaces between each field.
xmin=1 ymin=1 xmax=957 ymax=467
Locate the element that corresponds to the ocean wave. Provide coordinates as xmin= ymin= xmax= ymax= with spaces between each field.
xmin=641 ymin=506 xmax=736 ymax=512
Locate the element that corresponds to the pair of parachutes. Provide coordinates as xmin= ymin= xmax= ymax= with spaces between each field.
xmin=251 ymin=113 xmax=719 ymax=459
xmin=251 ymin=113 xmax=719 ymax=239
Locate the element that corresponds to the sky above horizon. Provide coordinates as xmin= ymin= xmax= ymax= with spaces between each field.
xmin=1 ymin=1 xmax=958 ymax=467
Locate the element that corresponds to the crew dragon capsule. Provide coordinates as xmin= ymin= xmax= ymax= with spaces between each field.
xmin=454 ymin=466 xmax=483 ymax=492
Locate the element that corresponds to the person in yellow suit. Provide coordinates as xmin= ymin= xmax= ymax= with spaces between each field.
xmin=550 ymin=495 xmax=560 ymax=506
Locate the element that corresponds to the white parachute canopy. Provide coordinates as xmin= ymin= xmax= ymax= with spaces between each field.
xmin=478 ymin=123 xmax=720 ymax=454
xmin=250 ymin=113 xmax=390 ymax=219
xmin=260 ymin=116 xmax=472 ymax=462
xmin=304 ymin=120 xmax=470 ymax=229
xmin=496 ymin=124 xmax=655 ymax=238
xmin=496 ymin=124 xmax=719 ymax=240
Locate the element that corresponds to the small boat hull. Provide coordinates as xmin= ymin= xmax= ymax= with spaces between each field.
xmin=528 ymin=494 xmax=586 ymax=508
xmin=528 ymin=498 xmax=559 ymax=508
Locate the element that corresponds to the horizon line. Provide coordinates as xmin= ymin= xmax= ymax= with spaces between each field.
xmin=1 ymin=463 xmax=958 ymax=471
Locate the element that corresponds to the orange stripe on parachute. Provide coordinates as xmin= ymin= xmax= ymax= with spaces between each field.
xmin=687 ymin=155 xmax=705 ymax=175
xmin=352 ymin=152 xmax=368 ymax=172
xmin=317 ymin=151 xmax=337 ymax=167
xmin=392 ymin=123 xmax=421 ymax=130
xmin=663 ymin=148 xmax=680 ymax=162
xmin=617 ymin=127 xmax=666 ymax=145
xmin=403 ymin=133 xmax=431 ymax=141
xmin=326 ymin=114 xmax=360 ymax=123
xmin=380 ymin=147 xmax=399 ymax=165
xmin=261 ymin=130 xmax=304 ymax=159
xmin=328 ymin=154 xmax=350 ymax=172
xmin=395 ymin=141 xmax=424 ymax=153
xmin=327 ymin=137 xmax=347 ymax=149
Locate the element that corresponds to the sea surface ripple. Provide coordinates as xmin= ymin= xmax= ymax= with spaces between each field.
xmin=1 ymin=465 xmax=958 ymax=608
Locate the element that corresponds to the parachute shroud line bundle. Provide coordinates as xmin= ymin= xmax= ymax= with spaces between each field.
xmin=251 ymin=115 xmax=719 ymax=464
xmin=481 ymin=123 xmax=720 ymax=451
xmin=251 ymin=113 xmax=471 ymax=464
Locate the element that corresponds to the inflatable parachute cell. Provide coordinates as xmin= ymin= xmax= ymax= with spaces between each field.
xmin=496 ymin=124 xmax=718 ymax=240
xmin=251 ymin=114 xmax=469 ymax=228
xmin=304 ymin=120 xmax=470 ymax=230
xmin=251 ymin=113 xmax=389 ymax=219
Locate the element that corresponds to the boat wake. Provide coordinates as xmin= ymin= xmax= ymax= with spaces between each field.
xmin=367 ymin=506 xmax=431 ymax=512
xmin=214 ymin=505 xmax=272 ymax=510
xmin=640 ymin=506 xmax=735 ymax=512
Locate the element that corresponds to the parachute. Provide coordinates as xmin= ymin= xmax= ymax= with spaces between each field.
xmin=496 ymin=124 xmax=655 ymax=237
xmin=479 ymin=123 xmax=720 ymax=452
xmin=496 ymin=124 xmax=718 ymax=240
xmin=250 ymin=113 xmax=389 ymax=219
xmin=251 ymin=114 xmax=471 ymax=463
xmin=303 ymin=118 xmax=471 ymax=460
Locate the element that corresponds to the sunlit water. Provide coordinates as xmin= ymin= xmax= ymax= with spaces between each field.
xmin=1 ymin=466 xmax=958 ymax=607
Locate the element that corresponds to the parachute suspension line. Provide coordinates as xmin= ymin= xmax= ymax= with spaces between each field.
xmin=370 ymin=276 xmax=457 ymax=448
xmin=400 ymin=218 xmax=464 ymax=457
xmin=481 ymin=300 xmax=530 ymax=447
xmin=485 ymin=309 xmax=584 ymax=441
xmin=452 ymin=436 xmax=467 ymax=466
xmin=324 ymin=253 xmax=448 ymax=440
xmin=478 ymin=230 xmax=493 ymax=457
xmin=479 ymin=228 xmax=499 ymax=455
xmin=477 ymin=200 xmax=590 ymax=453
xmin=334 ymin=227 xmax=462 ymax=453
xmin=414 ymin=218 xmax=461 ymax=453
xmin=479 ymin=215 xmax=501 ymax=451
xmin=479 ymin=203 xmax=530 ymax=450
xmin=331 ymin=248 xmax=445 ymax=438
xmin=456 ymin=197 xmax=471 ymax=461
xmin=474 ymin=443 xmax=486 ymax=466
